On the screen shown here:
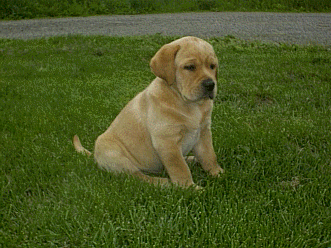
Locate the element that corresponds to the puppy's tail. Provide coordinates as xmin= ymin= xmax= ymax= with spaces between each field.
xmin=73 ymin=135 xmax=92 ymax=157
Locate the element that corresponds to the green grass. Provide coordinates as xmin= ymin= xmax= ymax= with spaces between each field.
xmin=1 ymin=35 xmax=331 ymax=247
xmin=1 ymin=0 xmax=330 ymax=20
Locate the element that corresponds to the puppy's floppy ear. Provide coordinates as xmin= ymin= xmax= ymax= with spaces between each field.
xmin=150 ymin=43 xmax=180 ymax=85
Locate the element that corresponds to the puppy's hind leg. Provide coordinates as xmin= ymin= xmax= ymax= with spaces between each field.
xmin=132 ymin=171 xmax=170 ymax=187
xmin=95 ymin=149 xmax=170 ymax=187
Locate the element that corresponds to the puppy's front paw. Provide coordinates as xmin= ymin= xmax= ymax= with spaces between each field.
xmin=193 ymin=184 xmax=204 ymax=191
xmin=210 ymin=166 xmax=225 ymax=177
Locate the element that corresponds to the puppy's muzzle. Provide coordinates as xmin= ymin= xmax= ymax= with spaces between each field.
xmin=202 ymin=79 xmax=216 ymax=99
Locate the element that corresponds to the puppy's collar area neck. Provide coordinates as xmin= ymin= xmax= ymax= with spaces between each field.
xmin=170 ymin=81 xmax=185 ymax=100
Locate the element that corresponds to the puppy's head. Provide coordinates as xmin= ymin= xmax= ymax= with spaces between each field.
xmin=150 ymin=36 xmax=218 ymax=101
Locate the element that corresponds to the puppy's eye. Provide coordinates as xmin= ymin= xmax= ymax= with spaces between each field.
xmin=210 ymin=64 xmax=216 ymax=70
xmin=184 ymin=65 xmax=196 ymax=71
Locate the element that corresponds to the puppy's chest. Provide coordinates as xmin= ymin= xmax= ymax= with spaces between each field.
xmin=181 ymin=127 xmax=200 ymax=156
xmin=180 ymin=108 xmax=209 ymax=156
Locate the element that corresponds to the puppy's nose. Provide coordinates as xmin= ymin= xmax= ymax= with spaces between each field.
xmin=202 ymin=79 xmax=215 ymax=92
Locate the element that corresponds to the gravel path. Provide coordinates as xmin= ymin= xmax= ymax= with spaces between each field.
xmin=0 ymin=12 xmax=330 ymax=45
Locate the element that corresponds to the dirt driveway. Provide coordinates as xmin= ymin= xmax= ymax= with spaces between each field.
xmin=0 ymin=12 xmax=330 ymax=45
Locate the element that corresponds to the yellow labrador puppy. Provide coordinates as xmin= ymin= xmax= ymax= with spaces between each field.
xmin=74 ymin=36 xmax=224 ymax=188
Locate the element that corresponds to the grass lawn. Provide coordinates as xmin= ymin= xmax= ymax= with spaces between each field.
xmin=1 ymin=0 xmax=330 ymax=20
xmin=1 ymin=35 xmax=331 ymax=247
